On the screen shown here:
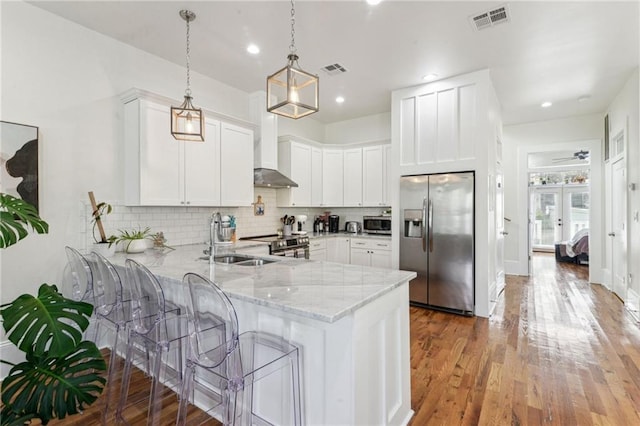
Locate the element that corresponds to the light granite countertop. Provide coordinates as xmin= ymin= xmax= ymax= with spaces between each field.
xmin=108 ymin=243 xmax=414 ymax=323
xmin=308 ymin=232 xmax=391 ymax=240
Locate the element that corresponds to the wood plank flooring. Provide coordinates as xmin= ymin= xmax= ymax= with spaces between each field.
xmin=32 ymin=254 xmax=640 ymax=425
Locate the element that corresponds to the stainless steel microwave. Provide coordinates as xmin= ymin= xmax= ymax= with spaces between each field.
xmin=363 ymin=216 xmax=392 ymax=235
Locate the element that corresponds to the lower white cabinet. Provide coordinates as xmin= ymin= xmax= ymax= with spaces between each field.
xmin=309 ymin=238 xmax=327 ymax=261
xmin=350 ymin=238 xmax=392 ymax=269
xmin=326 ymin=237 xmax=350 ymax=264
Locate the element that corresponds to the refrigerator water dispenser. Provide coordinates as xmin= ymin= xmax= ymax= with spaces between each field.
xmin=404 ymin=209 xmax=423 ymax=238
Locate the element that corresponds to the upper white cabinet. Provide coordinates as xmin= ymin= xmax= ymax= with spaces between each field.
xmin=123 ymin=91 xmax=253 ymax=207
xmin=343 ymin=148 xmax=363 ymax=207
xmin=277 ymin=140 xmax=312 ymax=207
xmin=362 ymin=145 xmax=392 ymax=207
xmin=220 ymin=122 xmax=254 ymax=206
xmin=395 ymin=71 xmax=486 ymax=175
xmin=322 ymin=149 xmax=344 ymax=207
xmin=311 ymin=147 xmax=323 ymax=206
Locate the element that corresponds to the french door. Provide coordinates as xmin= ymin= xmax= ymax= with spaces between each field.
xmin=530 ymin=184 xmax=589 ymax=251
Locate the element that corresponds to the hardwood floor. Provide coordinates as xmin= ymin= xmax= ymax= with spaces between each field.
xmin=39 ymin=254 xmax=640 ymax=425
xmin=410 ymin=254 xmax=640 ymax=425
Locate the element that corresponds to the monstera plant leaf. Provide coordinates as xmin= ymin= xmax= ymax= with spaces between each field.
xmin=0 ymin=192 xmax=48 ymax=248
xmin=0 ymin=340 xmax=106 ymax=425
xmin=0 ymin=284 xmax=92 ymax=358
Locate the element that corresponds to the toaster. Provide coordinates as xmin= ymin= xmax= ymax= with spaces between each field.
xmin=345 ymin=221 xmax=362 ymax=234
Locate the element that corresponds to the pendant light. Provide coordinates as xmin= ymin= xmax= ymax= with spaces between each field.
xmin=267 ymin=0 xmax=319 ymax=119
xmin=171 ymin=9 xmax=204 ymax=141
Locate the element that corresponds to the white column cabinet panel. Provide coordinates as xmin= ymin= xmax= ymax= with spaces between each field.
xmin=277 ymin=141 xmax=312 ymax=207
xmin=343 ymin=148 xmax=363 ymax=207
xmin=322 ymin=149 xmax=344 ymax=206
xmin=220 ymin=123 xmax=254 ymax=206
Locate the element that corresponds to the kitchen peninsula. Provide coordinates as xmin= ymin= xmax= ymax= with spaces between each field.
xmin=110 ymin=243 xmax=416 ymax=425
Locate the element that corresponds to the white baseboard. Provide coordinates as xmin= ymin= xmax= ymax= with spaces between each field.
xmin=505 ymin=260 xmax=528 ymax=276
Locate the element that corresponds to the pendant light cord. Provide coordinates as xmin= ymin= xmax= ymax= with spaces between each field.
xmin=289 ymin=0 xmax=296 ymax=54
xmin=185 ymin=14 xmax=191 ymax=97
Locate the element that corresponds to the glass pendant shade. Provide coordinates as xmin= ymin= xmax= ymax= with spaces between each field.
xmin=171 ymin=95 xmax=204 ymax=141
xmin=267 ymin=54 xmax=319 ymax=119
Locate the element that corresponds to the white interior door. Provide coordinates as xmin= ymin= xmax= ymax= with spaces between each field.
xmin=495 ymin=170 xmax=505 ymax=295
xmin=611 ymin=158 xmax=627 ymax=300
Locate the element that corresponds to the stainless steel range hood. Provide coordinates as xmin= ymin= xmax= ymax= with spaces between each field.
xmin=254 ymin=168 xmax=298 ymax=188
xmin=250 ymin=91 xmax=298 ymax=189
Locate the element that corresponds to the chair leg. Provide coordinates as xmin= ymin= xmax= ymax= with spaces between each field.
xmin=176 ymin=362 xmax=195 ymax=425
xmin=116 ymin=332 xmax=136 ymax=422
xmin=147 ymin=344 xmax=165 ymax=426
xmin=290 ymin=351 xmax=302 ymax=426
xmin=101 ymin=325 xmax=121 ymax=425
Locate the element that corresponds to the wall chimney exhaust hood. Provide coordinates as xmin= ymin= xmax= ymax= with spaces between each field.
xmin=254 ymin=168 xmax=298 ymax=188
xmin=250 ymin=91 xmax=298 ymax=189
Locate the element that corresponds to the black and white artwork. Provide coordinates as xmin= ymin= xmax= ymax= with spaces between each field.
xmin=1 ymin=121 xmax=39 ymax=211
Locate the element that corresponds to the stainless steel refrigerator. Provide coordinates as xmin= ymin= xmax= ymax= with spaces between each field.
xmin=400 ymin=172 xmax=474 ymax=315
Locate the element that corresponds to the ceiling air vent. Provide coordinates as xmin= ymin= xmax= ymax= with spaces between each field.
xmin=470 ymin=4 xmax=510 ymax=31
xmin=321 ymin=63 xmax=348 ymax=76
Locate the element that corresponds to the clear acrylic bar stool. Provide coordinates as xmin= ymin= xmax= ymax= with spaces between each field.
xmin=63 ymin=246 xmax=94 ymax=303
xmin=177 ymin=272 xmax=302 ymax=426
xmin=116 ymin=259 xmax=188 ymax=426
xmin=85 ymin=251 xmax=136 ymax=425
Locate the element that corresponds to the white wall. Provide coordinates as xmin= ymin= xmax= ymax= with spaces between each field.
xmin=0 ymin=1 xmax=259 ymax=372
xmin=325 ymin=112 xmax=391 ymax=145
xmin=278 ymin=115 xmax=326 ymax=142
xmin=502 ymin=114 xmax=603 ymax=277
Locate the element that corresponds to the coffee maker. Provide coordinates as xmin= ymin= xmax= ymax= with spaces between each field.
xmin=328 ymin=215 xmax=340 ymax=233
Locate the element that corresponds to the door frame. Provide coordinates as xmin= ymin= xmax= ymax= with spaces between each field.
xmin=515 ymin=139 xmax=603 ymax=282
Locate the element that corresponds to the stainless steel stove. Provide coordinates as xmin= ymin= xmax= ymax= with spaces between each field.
xmin=240 ymin=234 xmax=309 ymax=259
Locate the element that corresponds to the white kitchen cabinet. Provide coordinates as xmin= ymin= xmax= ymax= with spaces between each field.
xmin=277 ymin=140 xmax=312 ymax=207
xmin=343 ymin=148 xmax=363 ymax=207
xmin=124 ymin=98 xmax=221 ymax=206
xmin=350 ymin=238 xmax=392 ymax=269
xmin=220 ymin=122 xmax=254 ymax=206
xmin=362 ymin=145 xmax=392 ymax=207
xmin=322 ymin=149 xmax=344 ymax=206
xmin=326 ymin=236 xmax=350 ymax=264
xmin=383 ymin=144 xmax=392 ymax=206
xmin=309 ymin=238 xmax=327 ymax=261
xmin=123 ymin=93 xmax=253 ymax=207
xmin=311 ymin=147 xmax=323 ymax=207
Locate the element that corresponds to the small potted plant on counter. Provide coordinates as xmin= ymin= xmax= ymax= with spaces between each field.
xmin=116 ymin=226 xmax=152 ymax=253
xmin=88 ymin=191 xmax=117 ymax=257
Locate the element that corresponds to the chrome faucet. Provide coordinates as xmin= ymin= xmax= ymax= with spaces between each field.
xmin=205 ymin=212 xmax=223 ymax=256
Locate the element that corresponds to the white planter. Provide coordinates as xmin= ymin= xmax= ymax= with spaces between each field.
xmin=124 ymin=238 xmax=147 ymax=253
xmin=92 ymin=242 xmax=116 ymax=258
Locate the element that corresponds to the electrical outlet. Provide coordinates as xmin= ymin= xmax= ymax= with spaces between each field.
xmin=634 ymin=211 xmax=639 ymax=222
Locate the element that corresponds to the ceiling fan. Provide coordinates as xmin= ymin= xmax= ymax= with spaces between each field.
xmin=551 ymin=150 xmax=590 ymax=164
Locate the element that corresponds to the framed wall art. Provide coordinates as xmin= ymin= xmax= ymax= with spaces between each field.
xmin=1 ymin=121 xmax=39 ymax=211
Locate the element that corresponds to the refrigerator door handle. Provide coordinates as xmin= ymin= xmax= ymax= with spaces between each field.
xmin=422 ymin=197 xmax=427 ymax=252
xmin=428 ymin=198 xmax=434 ymax=252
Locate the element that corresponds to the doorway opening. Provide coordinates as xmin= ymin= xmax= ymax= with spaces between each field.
xmin=527 ymin=151 xmax=590 ymax=273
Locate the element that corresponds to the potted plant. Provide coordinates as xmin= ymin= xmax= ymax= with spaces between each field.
xmin=116 ymin=226 xmax=152 ymax=253
xmin=0 ymin=192 xmax=106 ymax=424
xmin=0 ymin=193 xmax=48 ymax=248
xmin=88 ymin=191 xmax=117 ymax=257
xmin=0 ymin=284 xmax=106 ymax=425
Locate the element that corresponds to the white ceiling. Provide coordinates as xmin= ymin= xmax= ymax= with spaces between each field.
xmin=29 ymin=1 xmax=639 ymax=125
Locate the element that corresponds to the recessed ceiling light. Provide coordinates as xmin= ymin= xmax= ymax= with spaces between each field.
xmin=246 ymin=44 xmax=260 ymax=55
xmin=422 ymin=73 xmax=438 ymax=81
xmin=336 ymin=96 xmax=345 ymax=104
xmin=541 ymin=101 xmax=552 ymax=108
xmin=367 ymin=0 xmax=382 ymax=5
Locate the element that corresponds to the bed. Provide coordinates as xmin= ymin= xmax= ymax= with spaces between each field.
xmin=555 ymin=228 xmax=589 ymax=265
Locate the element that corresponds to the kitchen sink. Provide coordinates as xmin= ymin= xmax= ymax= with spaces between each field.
xmin=235 ymin=258 xmax=277 ymax=266
xmin=198 ymin=254 xmax=278 ymax=266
